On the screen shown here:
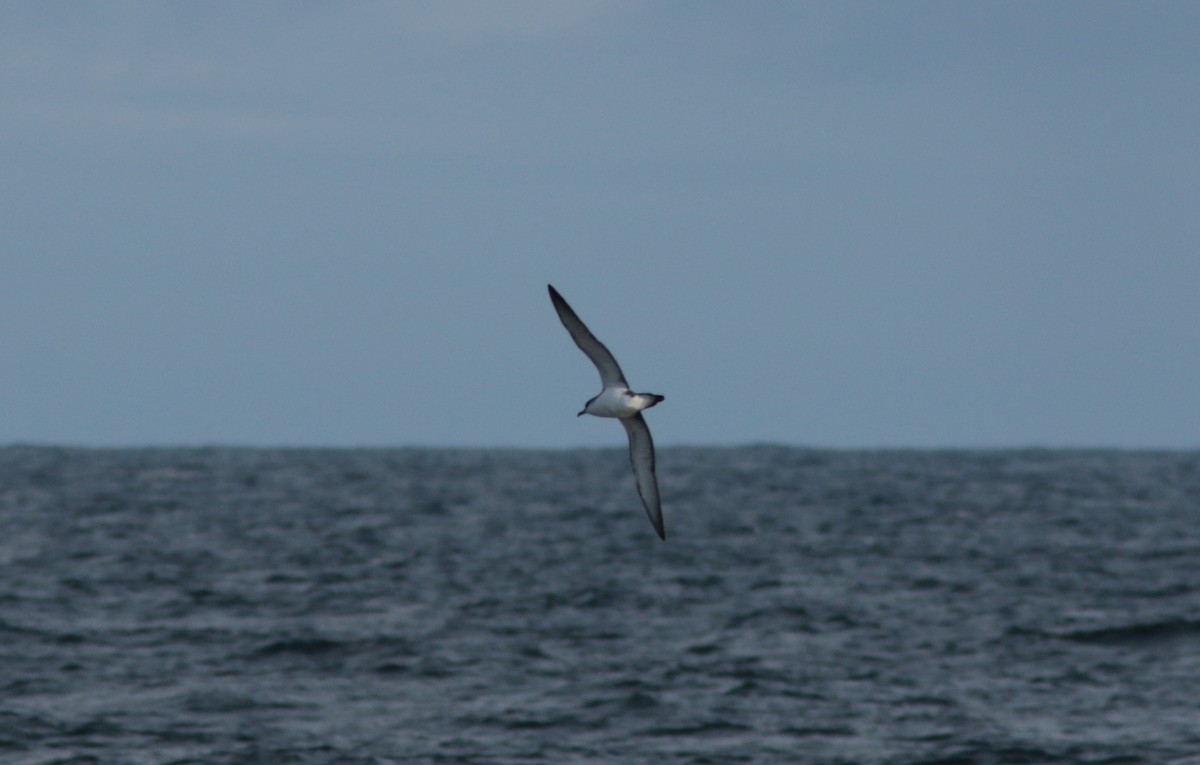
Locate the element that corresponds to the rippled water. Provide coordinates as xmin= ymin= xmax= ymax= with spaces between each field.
xmin=2 ymin=446 xmax=1200 ymax=764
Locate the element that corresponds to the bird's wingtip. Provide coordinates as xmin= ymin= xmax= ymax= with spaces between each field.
xmin=649 ymin=513 xmax=666 ymax=540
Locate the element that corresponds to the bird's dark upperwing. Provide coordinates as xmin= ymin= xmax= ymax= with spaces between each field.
xmin=621 ymin=413 xmax=665 ymax=540
xmin=548 ymin=285 xmax=627 ymax=388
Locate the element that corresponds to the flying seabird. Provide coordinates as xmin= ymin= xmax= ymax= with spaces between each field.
xmin=547 ymin=284 xmax=666 ymax=540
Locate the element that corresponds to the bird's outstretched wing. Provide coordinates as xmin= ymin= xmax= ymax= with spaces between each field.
xmin=548 ymin=285 xmax=627 ymax=388
xmin=621 ymin=413 xmax=665 ymax=540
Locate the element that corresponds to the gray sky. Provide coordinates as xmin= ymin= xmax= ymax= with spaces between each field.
xmin=3 ymin=2 xmax=1198 ymax=449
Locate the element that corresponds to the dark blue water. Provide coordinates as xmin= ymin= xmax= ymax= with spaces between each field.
xmin=2 ymin=446 xmax=1200 ymax=764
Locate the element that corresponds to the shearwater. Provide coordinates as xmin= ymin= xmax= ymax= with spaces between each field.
xmin=547 ymin=284 xmax=667 ymax=540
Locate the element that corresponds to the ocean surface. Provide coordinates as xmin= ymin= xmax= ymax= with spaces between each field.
xmin=2 ymin=446 xmax=1200 ymax=765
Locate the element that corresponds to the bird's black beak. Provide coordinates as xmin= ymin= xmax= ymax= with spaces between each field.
xmin=577 ymin=410 xmax=586 ymax=417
